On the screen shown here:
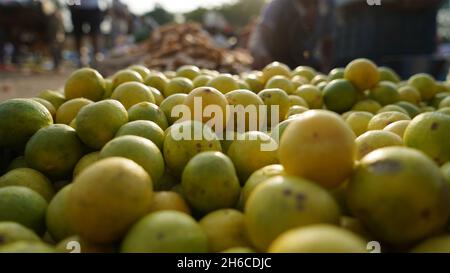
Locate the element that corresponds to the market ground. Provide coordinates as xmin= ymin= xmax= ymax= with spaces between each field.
xmin=0 ymin=70 xmax=74 ymax=102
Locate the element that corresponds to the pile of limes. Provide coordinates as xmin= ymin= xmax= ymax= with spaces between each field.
xmin=0 ymin=60 xmax=449 ymax=253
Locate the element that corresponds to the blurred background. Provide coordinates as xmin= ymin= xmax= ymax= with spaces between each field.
xmin=1 ymin=0 xmax=450 ymax=100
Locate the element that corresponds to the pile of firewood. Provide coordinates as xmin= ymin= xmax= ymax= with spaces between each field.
xmin=143 ymin=23 xmax=252 ymax=74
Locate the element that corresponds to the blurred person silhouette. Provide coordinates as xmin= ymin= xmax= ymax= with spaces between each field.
xmin=109 ymin=0 xmax=132 ymax=48
xmin=249 ymin=0 xmax=334 ymax=71
xmin=68 ymin=0 xmax=105 ymax=67
xmin=334 ymin=0 xmax=445 ymax=78
xmin=0 ymin=0 xmax=64 ymax=70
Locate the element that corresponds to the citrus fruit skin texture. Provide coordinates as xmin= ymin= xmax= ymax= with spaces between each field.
xmin=199 ymin=209 xmax=252 ymax=253
xmin=120 ymin=211 xmax=208 ymax=253
xmin=238 ymin=164 xmax=285 ymax=209
xmin=293 ymin=66 xmax=316 ymax=82
xmin=225 ymin=89 xmax=265 ymax=131
xmin=378 ymin=104 xmax=408 ymax=116
xmin=403 ymin=112 xmax=450 ymax=165
xmin=149 ymin=191 xmax=191 ymax=215
xmin=227 ymin=131 xmax=278 ymax=182
xmin=0 ymin=241 xmax=55 ymax=253
xmin=396 ymin=101 xmax=421 ymax=118
xmin=145 ymin=72 xmax=169 ymax=93
xmin=111 ymin=69 xmax=144 ymax=90
xmin=245 ymin=175 xmax=340 ymax=251
xmin=262 ymin=62 xmax=291 ymax=83
xmin=193 ymin=75 xmax=213 ymax=88
xmin=73 ymin=151 xmax=100 ymax=178
xmin=182 ymin=152 xmax=240 ymax=214
xmin=369 ymin=81 xmax=400 ymax=106
xmin=367 ymin=111 xmax=411 ymax=131
xmin=100 ymin=135 xmax=165 ymax=183
xmin=265 ymin=75 xmax=295 ymax=94
xmin=439 ymin=96 xmax=450 ymax=109
xmin=129 ymin=65 xmax=151 ymax=79
xmin=183 ymin=87 xmax=229 ymax=126
xmin=344 ymin=58 xmax=380 ymax=91
xmin=410 ymin=234 xmax=450 ymax=253
xmin=25 ymin=124 xmax=85 ymax=179
xmin=31 ymin=98 xmax=56 ymax=119
xmin=64 ymin=68 xmax=105 ymax=101
xmin=398 ymin=85 xmax=421 ymax=105
xmin=208 ymin=74 xmax=240 ymax=94
xmin=46 ymin=184 xmax=75 ymax=242
xmin=0 ymin=99 xmax=53 ymax=151
xmin=244 ymin=75 xmax=264 ymax=93
xmin=339 ymin=216 xmax=372 ymax=239
xmin=103 ymin=79 xmax=114 ymax=99
xmin=323 ymin=79 xmax=358 ymax=113
xmin=176 ymin=65 xmax=201 ymax=80
xmin=115 ymin=120 xmax=165 ymax=150
xmin=6 ymin=156 xmax=28 ymax=171
xmin=56 ymin=98 xmax=93 ymax=125
xmin=221 ymin=247 xmax=256 ymax=253
xmin=163 ymin=120 xmax=222 ymax=177
xmin=286 ymin=106 xmax=308 ymax=118
xmin=111 ymin=82 xmax=155 ymax=110
xmin=383 ymin=120 xmax=411 ymax=138
xmin=238 ymin=80 xmax=251 ymax=90
xmin=160 ymin=93 xmax=188 ymax=125
xmin=378 ymin=67 xmax=400 ymax=83
xmin=268 ymin=224 xmax=367 ymax=253
xmin=0 ymin=222 xmax=41 ymax=247
xmin=294 ymin=84 xmax=323 ymax=109
xmin=38 ymin=90 xmax=66 ymax=110
xmin=68 ymin=157 xmax=153 ymax=244
xmin=345 ymin=111 xmax=374 ymax=137
xmin=347 ymin=147 xmax=449 ymax=246
xmin=0 ymin=186 xmax=48 ymax=235
xmin=0 ymin=168 xmax=55 ymax=202
xmin=408 ymin=73 xmax=437 ymax=101
xmin=443 ymin=162 xmax=450 ymax=188
xmin=355 ymin=130 xmax=403 ymax=160
xmin=150 ymin=87 xmax=164 ymax=105
xmin=164 ymin=77 xmax=194 ymax=97
xmin=437 ymin=107 xmax=450 ymax=115
xmin=328 ymin=68 xmax=345 ymax=81
xmin=278 ymin=110 xmax=356 ymax=188
xmin=288 ymin=95 xmax=308 ymax=108
xmin=311 ymin=74 xmax=328 ymax=85
xmin=128 ymin=102 xmax=169 ymax=130
xmin=258 ymin=88 xmax=290 ymax=124
xmin=352 ymin=99 xmax=382 ymax=114
xmin=75 ymin=100 xmax=128 ymax=150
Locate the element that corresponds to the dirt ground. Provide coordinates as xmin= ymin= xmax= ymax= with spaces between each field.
xmin=0 ymin=70 xmax=74 ymax=102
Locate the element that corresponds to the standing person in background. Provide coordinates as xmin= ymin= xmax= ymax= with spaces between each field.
xmin=109 ymin=0 xmax=131 ymax=48
xmin=334 ymin=0 xmax=444 ymax=78
xmin=68 ymin=0 xmax=105 ymax=67
xmin=249 ymin=0 xmax=334 ymax=71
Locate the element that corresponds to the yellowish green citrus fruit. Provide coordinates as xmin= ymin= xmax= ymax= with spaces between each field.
xmin=347 ymin=147 xmax=449 ymax=246
xmin=182 ymin=152 xmax=240 ymax=213
xmin=111 ymin=82 xmax=155 ymax=110
xmin=278 ymin=110 xmax=356 ymax=188
xmin=245 ymin=175 xmax=340 ymax=251
xmin=64 ymin=68 xmax=105 ymax=101
xmin=69 ymin=157 xmax=153 ymax=244
xmin=56 ymin=98 xmax=93 ymax=125
xmin=268 ymin=224 xmax=367 ymax=253
xmin=75 ymin=100 xmax=128 ymax=149
xmin=344 ymin=58 xmax=380 ymax=91
xmin=120 ymin=211 xmax=208 ymax=253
